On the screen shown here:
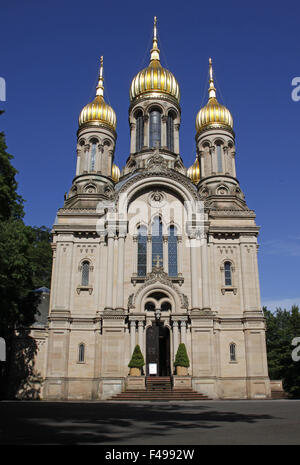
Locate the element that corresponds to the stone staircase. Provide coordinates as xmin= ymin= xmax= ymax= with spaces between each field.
xmin=109 ymin=376 xmax=211 ymax=401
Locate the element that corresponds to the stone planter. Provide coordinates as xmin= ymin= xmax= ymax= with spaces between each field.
xmin=176 ymin=366 xmax=188 ymax=376
xmin=129 ymin=367 xmax=141 ymax=376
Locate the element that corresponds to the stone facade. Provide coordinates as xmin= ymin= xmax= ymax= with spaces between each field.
xmin=30 ymin=19 xmax=271 ymax=400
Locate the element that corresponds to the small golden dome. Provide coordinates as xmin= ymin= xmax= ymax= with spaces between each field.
xmin=79 ymin=57 xmax=117 ymax=131
xmin=111 ymin=163 xmax=120 ymax=183
xmin=196 ymin=58 xmax=233 ymax=134
xmin=187 ymin=158 xmax=201 ymax=184
xmin=130 ymin=17 xmax=180 ymax=104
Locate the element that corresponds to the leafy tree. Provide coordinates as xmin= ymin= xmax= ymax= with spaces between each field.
xmin=174 ymin=343 xmax=190 ymax=368
xmin=0 ymin=112 xmax=53 ymax=398
xmin=128 ymin=345 xmax=145 ymax=369
xmin=264 ymin=305 xmax=300 ymax=398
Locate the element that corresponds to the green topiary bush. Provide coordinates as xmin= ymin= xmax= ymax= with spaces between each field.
xmin=128 ymin=344 xmax=145 ymax=369
xmin=174 ymin=343 xmax=190 ymax=368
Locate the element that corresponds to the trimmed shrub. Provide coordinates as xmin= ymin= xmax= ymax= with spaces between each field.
xmin=128 ymin=344 xmax=145 ymax=369
xmin=174 ymin=343 xmax=190 ymax=368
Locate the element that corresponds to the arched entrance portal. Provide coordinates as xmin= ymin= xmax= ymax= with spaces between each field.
xmin=146 ymin=323 xmax=170 ymax=376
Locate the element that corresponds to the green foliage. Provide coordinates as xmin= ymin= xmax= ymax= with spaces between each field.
xmin=174 ymin=343 xmax=190 ymax=367
xmin=128 ymin=345 xmax=145 ymax=368
xmin=28 ymin=226 xmax=52 ymax=289
xmin=0 ymin=111 xmax=24 ymax=221
xmin=264 ymin=305 xmax=300 ymax=398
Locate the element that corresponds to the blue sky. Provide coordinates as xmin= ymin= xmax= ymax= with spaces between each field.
xmin=0 ymin=0 xmax=299 ymax=310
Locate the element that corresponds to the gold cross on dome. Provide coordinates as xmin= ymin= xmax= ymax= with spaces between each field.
xmin=154 ymin=255 xmax=163 ymax=268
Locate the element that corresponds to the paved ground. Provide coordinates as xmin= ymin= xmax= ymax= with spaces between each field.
xmin=0 ymin=400 xmax=300 ymax=445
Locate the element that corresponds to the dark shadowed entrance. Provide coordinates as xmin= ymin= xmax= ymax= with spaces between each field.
xmin=146 ymin=323 xmax=170 ymax=376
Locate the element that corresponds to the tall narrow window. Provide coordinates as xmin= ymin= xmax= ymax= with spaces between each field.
xmin=90 ymin=139 xmax=97 ymax=171
xmin=216 ymin=142 xmax=223 ymax=173
xmin=78 ymin=343 xmax=85 ymax=363
xmin=137 ymin=225 xmax=147 ymax=276
xmin=135 ymin=111 xmax=144 ymax=152
xmin=224 ymin=261 xmax=232 ymax=286
xmin=167 ymin=112 xmax=174 ymax=151
xmin=152 ymin=216 xmax=163 ymax=269
xmin=149 ymin=109 xmax=161 ymax=148
xmin=168 ymin=225 xmax=177 ymax=276
xmin=81 ymin=261 xmax=90 ymax=286
xmin=230 ymin=343 xmax=236 ymax=361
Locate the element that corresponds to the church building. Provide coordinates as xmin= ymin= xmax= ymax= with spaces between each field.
xmin=32 ymin=18 xmax=271 ymax=400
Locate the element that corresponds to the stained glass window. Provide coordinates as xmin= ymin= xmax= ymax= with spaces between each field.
xmin=224 ymin=261 xmax=232 ymax=286
xmin=230 ymin=343 xmax=236 ymax=361
xmin=149 ymin=110 xmax=161 ymax=148
xmin=135 ymin=111 xmax=144 ymax=152
xmin=168 ymin=225 xmax=177 ymax=276
xmin=167 ymin=113 xmax=174 ymax=151
xmin=137 ymin=225 xmax=147 ymax=276
xmin=82 ymin=261 xmax=90 ymax=286
xmin=152 ymin=216 xmax=163 ymax=269
xmin=78 ymin=343 xmax=85 ymax=362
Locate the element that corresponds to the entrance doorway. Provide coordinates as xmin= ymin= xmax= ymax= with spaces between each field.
xmin=146 ymin=323 xmax=170 ymax=376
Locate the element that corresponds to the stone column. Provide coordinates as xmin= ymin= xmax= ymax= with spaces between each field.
xmin=147 ymin=235 xmax=152 ymax=273
xmin=75 ymin=149 xmax=81 ymax=176
xmin=132 ymin=235 xmax=138 ymax=276
xmin=143 ymin=115 xmax=149 ymax=148
xmin=130 ymin=320 xmax=136 ymax=354
xmin=84 ymin=144 xmax=90 ymax=172
xmin=163 ymin=235 xmax=168 ymax=273
xmin=162 ymin=115 xmax=167 ymax=148
xmin=116 ymin=229 xmax=126 ymax=309
xmin=174 ymin=123 xmax=180 ymax=154
xmin=130 ymin=122 xmax=136 ymax=154
xmin=105 ymin=228 xmax=115 ymax=309
xmin=189 ymin=234 xmax=199 ymax=309
xmin=199 ymin=150 xmax=204 ymax=178
xmin=138 ymin=321 xmax=144 ymax=354
xmin=232 ymin=150 xmax=237 ymax=177
xmin=180 ymin=320 xmax=187 ymax=345
xmin=173 ymin=320 xmax=179 ymax=356
xmin=201 ymin=233 xmax=210 ymax=310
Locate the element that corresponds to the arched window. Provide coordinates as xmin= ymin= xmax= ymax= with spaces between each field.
xmin=90 ymin=139 xmax=98 ymax=171
xmin=168 ymin=225 xmax=177 ymax=276
xmin=135 ymin=111 xmax=144 ymax=152
xmin=152 ymin=216 xmax=163 ymax=269
xmin=81 ymin=261 xmax=90 ymax=286
xmin=224 ymin=261 xmax=232 ymax=286
xmin=230 ymin=343 xmax=236 ymax=361
xmin=216 ymin=141 xmax=223 ymax=173
xmin=78 ymin=343 xmax=85 ymax=363
xmin=137 ymin=225 xmax=147 ymax=276
xmin=149 ymin=109 xmax=161 ymax=148
xmin=167 ymin=112 xmax=175 ymax=152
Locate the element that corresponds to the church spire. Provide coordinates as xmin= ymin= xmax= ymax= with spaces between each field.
xmin=96 ymin=56 xmax=104 ymax=98
xmin=150 ymin=16 xmax=160 ymax=61
xmin=208 ymin=57 xmax=217 ymax=100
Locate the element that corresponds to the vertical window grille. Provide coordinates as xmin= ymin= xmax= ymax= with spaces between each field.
xmin=224 ymin=261 xmax=232 ymax=286
xmin=230 ymin=343 xmax=236 ymax=361
xmin=168 ymin=225 xmax=178 ymax=276
xmin=78 ymin=343 xmax=85 ymax=362
xmin=216 ymin=143 xmax=222 ymax=173
xmin=81 ymin=261 xmax=90 ymax=286
xmin=137 ymin=226 xmax=147 ymax=276
xmin=149 ymin=110 xmax=161 ymax=148
xmin=135 ymin=111 xmax=144 ymax=152
xmin=152 ymin=216 xmax=163 ymax=268
xmin=90 ymin=141 xmax=97 ymax=171
xmin=167 ymin=113 xmax=174 ymax=151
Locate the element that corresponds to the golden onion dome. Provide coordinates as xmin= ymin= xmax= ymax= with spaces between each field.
xmin=111 ymin=163 xmax=120 ymax=183
xmin=130 ymin=17 xmax=180 ymax=104
xmin=196 ymin=58 xmax=233 ymax=134
xmin=79 ymin=57 xmax=117 ymax=131
xmin=187 ymin=158 xmax=201 ymax=184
